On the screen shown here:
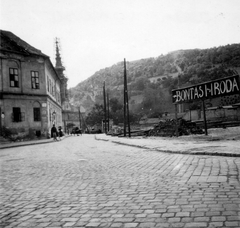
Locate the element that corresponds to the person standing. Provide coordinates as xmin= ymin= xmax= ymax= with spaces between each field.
xmin=58 ymin=126 xmax=62 ymax=140
xmin=51 ymin=124 xmax=58 ymax=141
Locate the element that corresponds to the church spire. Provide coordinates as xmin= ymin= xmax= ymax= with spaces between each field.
xmin=54 ymin=38 xmax=68 ymax=103
xmin=55 ymin=38 xmax=65 ymax=71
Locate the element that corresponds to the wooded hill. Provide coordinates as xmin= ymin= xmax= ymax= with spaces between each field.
xmin=69 ymin=43 xmax=240 ymax=116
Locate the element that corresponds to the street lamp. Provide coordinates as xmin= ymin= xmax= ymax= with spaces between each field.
xmin=52 ymin=111 xmax=56 ymax=124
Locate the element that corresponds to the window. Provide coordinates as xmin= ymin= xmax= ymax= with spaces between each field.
xmin=9 ymin=68 xmax=19 ymax=87
xmin=33 ymin=108 xmax=41 ymax=121
xmin=49 ymin=80 xmax=52 ymax=94
xmin=56 ymin=91 xmax=60 ymax=103
xmin=47 ymin=77 xmax=50 ymax=92
xmin=31 ymin=71 xmax=39 ymax=89
xmin=12 ymin=107 xmax=24 ymax=122
xmin=52 ymin=84 xmax=54 ymax=96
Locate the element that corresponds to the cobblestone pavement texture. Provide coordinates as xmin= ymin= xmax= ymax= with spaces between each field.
xmin=0 ymin=135 xmax=240 ymax=228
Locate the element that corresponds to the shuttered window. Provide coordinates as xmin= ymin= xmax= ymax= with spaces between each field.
xmin=31 ymin=71 xmax=39 ymax=89
xmin=9 ymin=68 xmax=19 ymax=87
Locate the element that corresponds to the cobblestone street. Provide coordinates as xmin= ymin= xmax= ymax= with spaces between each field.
xmin=0 ymin=135 xmax=240 ymax=228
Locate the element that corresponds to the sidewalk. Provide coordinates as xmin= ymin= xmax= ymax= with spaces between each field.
xmin=0 ymin=135 xmax=70 ymax=150
xmin=95 ymin=126 xmax=240 ymax=157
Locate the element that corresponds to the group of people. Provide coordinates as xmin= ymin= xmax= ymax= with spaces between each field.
xmin=51 ymin=125 xmax=84 ymax=141
xmin=51 ymin=124 xmax=63 ymax=141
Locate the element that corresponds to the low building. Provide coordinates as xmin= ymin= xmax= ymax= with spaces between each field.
xmin=62 ymin=102 xmax=86 ymax=133
xmin=0 ymin=30 xmax=62 ymax=139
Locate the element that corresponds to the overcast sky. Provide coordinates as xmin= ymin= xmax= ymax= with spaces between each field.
xmin=1 ymin=0 xmax=240 ymax=88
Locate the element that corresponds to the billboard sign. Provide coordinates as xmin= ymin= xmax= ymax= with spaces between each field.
xmin=172 ymin=75 xmax=240 ymax=104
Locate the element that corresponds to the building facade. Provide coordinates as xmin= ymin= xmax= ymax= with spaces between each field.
xmin=0 ymin=30 xmax=62 ymax=139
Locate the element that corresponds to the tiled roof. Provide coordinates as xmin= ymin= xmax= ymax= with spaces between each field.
xmin=0 ymin=29 xmax=48 ymax=57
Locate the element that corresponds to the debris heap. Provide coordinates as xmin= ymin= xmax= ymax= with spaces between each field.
xmin=148 ymin=119 xmax=204 ymax=137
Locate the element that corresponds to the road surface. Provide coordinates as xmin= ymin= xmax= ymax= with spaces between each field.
xmin=0 ymin=135 xmax=240 ymax=227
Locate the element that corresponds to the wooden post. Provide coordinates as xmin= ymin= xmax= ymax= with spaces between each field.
xmin=202 ymin=100 xmax=208 ymax=135
xmin=78 ymin=107 xmax=81 ymax=129
xmin=107 ymin=92 xmax=110 ymax=131
xmin=123 ymin=59 xmax=127 ymax=137
xmin=103 ymin=82 xmax=107 ymax=134
xmin=124 ymin=58 xmax=131 ymax=137
xmin=125 ymin=62 xmax=131 ymax=138
xmin=175 ymin=104 xmax=179 ymax=137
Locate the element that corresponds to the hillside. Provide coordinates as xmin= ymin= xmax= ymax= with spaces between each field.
xmin=69 ymin=44 xmax=240 ymax=115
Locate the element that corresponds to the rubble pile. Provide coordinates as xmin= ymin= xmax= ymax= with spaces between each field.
xmin=148 ymin=119 xmax=204 ymax=137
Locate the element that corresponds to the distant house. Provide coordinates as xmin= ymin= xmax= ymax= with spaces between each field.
xmin=0 ymin=30 xmax=63 ymax=139
xmin=62 ymin=102 xmax=86 ymax=132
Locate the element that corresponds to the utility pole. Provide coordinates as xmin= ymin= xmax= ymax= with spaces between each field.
xmin=107 ymin=92 xmax=110 ymax=132
xmin=123 ymin=60 xmax=127 ymax=137
xmin=123 ymin=58 xmax=131 ymax=137
xmin=175 ymin=74 xmax=180 ymax=137
xmin=202 ymin=100 xmax=208 ymax=136
xmin=78 ymin=107 xmax=81 ymax=129
xmin=103 ymin=82 xmax=107 ymax=133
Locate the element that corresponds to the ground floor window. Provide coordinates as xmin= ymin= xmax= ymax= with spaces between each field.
xmin=33 ymin=107 xmax=41 ymax=121
xmin=12 ymin=107 xmax=24 ymax=122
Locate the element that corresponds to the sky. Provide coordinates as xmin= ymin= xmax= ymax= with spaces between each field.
xmin=1 ymin=0 xmax=240 ymax=88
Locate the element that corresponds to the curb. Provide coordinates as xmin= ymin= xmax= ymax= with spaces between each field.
xmin=0 ymin=135 xmax=71 ymax=150
xmin=95 ymin=137 xmax=240 ymax=158
xmin=0 ymin=140 xmax=53 ymax=150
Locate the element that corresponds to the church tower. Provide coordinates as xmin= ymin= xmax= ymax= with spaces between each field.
xmin=55 ymin=38 xmax=68 ymax=103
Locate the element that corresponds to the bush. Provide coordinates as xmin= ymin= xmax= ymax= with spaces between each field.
xmin=2 ymin=126 xmax=12 ymax=138
xmin=1 ymin=127 xmax=42 ymax=141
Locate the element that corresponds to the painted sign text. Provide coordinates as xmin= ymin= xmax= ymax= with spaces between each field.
xmin=172 ymin=75 xmax=240 ymax=103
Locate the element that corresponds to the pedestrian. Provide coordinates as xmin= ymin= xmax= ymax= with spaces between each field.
xmin=51 ymin=124 xmax=58 ymax=141
xmin=58 ymin=126 xmax=62 ymax=140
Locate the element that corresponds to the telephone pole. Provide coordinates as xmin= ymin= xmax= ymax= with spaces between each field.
xmin=103 ymin=82 xmax=107 ymax=133
xmin=107 ymin=92 xmax=110 ymax=132
xmin=78 ymin=107 xmax=81 ymax=129
xmin=123 ymin=58 xmax=131 ymax=137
